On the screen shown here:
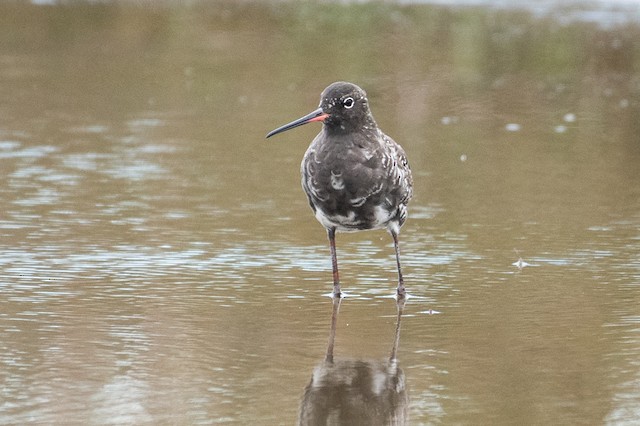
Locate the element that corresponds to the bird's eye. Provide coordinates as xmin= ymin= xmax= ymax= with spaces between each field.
xmin=343 ymin=97 xmax=354 ymax=109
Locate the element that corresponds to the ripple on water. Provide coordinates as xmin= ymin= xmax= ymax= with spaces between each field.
xmin=0 ymin=144 xmax=57 ymax=160
xmin=0 ymin=140 xmax=21 ymax=150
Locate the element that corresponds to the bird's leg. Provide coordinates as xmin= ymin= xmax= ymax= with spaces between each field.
xmin=327 ymin=227 xmax=341 ymax=298
xmin=390 ymin=229 xmax=406 ymax=297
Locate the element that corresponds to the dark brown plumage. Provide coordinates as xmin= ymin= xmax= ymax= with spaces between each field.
xmin=267 ymin=82 xmax=413 ymax=298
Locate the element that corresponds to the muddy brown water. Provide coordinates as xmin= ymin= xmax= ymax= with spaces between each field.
xmin=0 ymin=2 xmax=638 ymax=424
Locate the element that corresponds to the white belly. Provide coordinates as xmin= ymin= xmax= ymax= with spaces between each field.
xmin=314 ymin=205 xmax=393 ymax=232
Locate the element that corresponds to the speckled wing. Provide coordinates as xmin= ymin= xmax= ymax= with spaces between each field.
xmin=301 ymin=131 xmax=413 ymax=231
xmin=380 ymin=132 xmax=413 ymax=227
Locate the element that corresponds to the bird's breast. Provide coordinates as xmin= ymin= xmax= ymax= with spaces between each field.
xmin=300 ymin=130 xmax=411 ymax=231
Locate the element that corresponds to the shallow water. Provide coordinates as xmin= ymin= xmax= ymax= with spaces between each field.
xmin=0 ymin=1 xmax=639 ymax=424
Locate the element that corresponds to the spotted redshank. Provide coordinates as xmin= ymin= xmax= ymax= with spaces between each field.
xmin=266 ymin=82 xmax=413 ymax=298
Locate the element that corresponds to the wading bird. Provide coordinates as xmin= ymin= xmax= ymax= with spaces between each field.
xmin=267 ymin=82 xmax=413 ymax=298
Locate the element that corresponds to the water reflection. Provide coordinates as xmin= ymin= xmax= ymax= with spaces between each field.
xmin=299 ymin=297 xmax=409 ymax=425
xmin=0 ymin=1 xmax=639 ymax=424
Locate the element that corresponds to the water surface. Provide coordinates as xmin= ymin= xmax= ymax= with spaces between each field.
xmin=0 ymin=1 xmax=639 ymax=424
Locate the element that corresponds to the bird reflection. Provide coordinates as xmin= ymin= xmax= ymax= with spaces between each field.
xmin=299 ymin=297 xmax=409 ymax=425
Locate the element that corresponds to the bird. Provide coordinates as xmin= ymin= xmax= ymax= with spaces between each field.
xmin=266 ymin=81 xmax=413 ymax=298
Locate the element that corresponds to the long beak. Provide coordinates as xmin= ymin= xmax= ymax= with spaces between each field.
xmin=266 ymin=108 xmax=329 ymax=138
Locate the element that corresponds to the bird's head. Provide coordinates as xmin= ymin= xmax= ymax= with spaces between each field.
xmin=266 ymin=81 xmax=376 ymax=138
